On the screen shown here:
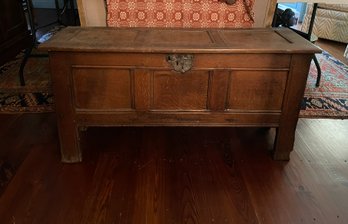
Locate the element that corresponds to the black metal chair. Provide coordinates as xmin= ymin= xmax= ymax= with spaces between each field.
xmin=19 ymin=0 xmax=77 ymax=86
xmin=273 ymin=3 xmax=322 ymax=87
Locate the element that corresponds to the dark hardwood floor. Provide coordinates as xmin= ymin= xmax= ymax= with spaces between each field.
xmin=291 ymin=22 xmax=348 ymax=66
xmin=0 ymin=114 xmax=347 ymax=223
xmin=0 ymin=8 xmax=347 ymax=224
xmin=316 ymin=38 xmax=348 ymax=65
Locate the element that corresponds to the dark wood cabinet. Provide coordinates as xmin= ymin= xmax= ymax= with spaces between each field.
xmin=0 ymin=0 xmax=31 ymax=65
xmin=40 ymin=27 xmax=320 ymax=163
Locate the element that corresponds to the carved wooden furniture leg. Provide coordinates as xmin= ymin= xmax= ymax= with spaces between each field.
xmin=273 ymin=54 xmax=314 ymax=160
xmin=50 ymin=54 xmax=82 ymax=163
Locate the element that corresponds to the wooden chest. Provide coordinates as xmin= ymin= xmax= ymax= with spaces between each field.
xmin=40 ymin=27 xmax=320 ymax=163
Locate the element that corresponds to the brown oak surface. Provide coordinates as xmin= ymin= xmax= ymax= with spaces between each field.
xmin=39 ymin=27 xmax=320 ymax=54
xmin=0 ymin=114 xmax=347 ymax=223
xmin=39 ymin=27 xmax=320 ymax=162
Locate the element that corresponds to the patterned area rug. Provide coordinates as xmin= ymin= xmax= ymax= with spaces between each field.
xmin=0 ymin=49 xmax=347 ymax=118
xmin=300 ymin=51 xmax=348 ymax=119
xmin=0 ymin=53 xmax=53 ymax=113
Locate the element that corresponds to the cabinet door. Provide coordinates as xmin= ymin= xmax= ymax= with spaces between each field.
xmin=0 ymin=0 xmax=30 ymax=65
xmin=0 ymin=0 xmax=27 ymax=39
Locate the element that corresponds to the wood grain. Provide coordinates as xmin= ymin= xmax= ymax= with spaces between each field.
xmin=273 ymin=54 xmax=314 ymax=160
xmin=1 ymin=114 xmax=348 ymax=223
xmin=50 ymin=53 xmax=81 ymax=162
xmin=316 ymin=39 xmax=348 ymax=65
xmin=0 ymin=0 xmax=31 ymax=66
xmin=39 ymin=27 xmax=320 ymax=54
xmin=73 ymin=67 xmax=133 ymax=110
xmin=42 ymin=28 xmax=319 ymax=162
xmin=227 ymin=70 xmax=287 ymax=111
xmin=152 ymin=71 xmax=209 ymax=110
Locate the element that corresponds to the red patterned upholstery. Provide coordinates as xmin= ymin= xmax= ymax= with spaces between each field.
xmin=106 ymin=0 xmax=255 ymax=28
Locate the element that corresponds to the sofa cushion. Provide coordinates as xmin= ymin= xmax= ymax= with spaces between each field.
xmin=318 ymin=6 xmax=348 ymax=21
xmin=301 ymin=3 xmax=348 ymax=43
xmin=105 ymin=0 xmax=255 ymax=28
xmin=318 ymin=4 xmax=348 ymax=13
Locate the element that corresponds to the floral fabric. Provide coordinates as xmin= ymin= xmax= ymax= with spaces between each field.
xmin=106 ymin=0 xmax=254 ymax=28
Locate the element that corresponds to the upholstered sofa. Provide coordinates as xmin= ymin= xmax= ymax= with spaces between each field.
xmin=301 ymin=3 xmax=348 ymax=43
xmin=76 ymin=0 xmax=276 ymax=28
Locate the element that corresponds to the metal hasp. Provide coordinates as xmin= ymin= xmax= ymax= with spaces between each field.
xmin=166 ymin=54 xmax=194 ymax=73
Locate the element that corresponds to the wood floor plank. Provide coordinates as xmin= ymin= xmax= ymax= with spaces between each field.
xmin=80 ymin=128 xmax=139 ymax=224
xmin=0 ymin=113 xmax=57 ymax=163
xmin=295 ymin=119 xmax=348 ymax=164
xmin=232 ymin=120 xmax=348 ymax=224
xmin=0 ymin=114 xmax=21 ymax=138
xmin=316 ymin=39 xmax=348 ymax=65
xmin=285 ymin=152 xmax=348 ymax=224
xmin=0 ymin=143 xmax=62 ymax=223
xmin=163 ymin=128 xmax=258 ymax=224
xmin=0 ymin=113 xmax=57 ymax=195
xmin=1 ymin=8 xmax=347 ymax=224
xmin=0 ymin=115 xmax=348 ymax=224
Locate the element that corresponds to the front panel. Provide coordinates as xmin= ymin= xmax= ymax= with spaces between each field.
xmin=152 ymin=70 xmax=210 ymax=110
xmin=227 ymin=70 xmax=288 ymax=111
xmin=70 ymin=54 xmax=289 ymax=114
xmin=72 ymin=67 xmax=133 ymax=110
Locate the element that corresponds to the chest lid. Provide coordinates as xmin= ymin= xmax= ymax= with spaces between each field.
xmin=39 ymin=27 xmax=320 ymax=54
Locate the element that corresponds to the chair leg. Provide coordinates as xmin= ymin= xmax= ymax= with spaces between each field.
xmin=313 ymin=55 xmax=321 ymax=87
xmin=19 ymin=45 xmax=33 ymax=86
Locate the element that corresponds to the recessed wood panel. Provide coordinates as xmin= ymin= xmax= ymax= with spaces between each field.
xmin=208 ymin=70 xmax=230 ymax=111
xmin=70 ymin=29 xmax=139 ymax=45
xmin=43 ymin=27 xmax=319 ymax=162
xmin=72 ymin=68 xmax=132 ymax=110
xmin=144 ymin=29 xmax=214 ymax=46
xmin=227 ymin=71 xmax=288 ymax=111
xmin=152 ymin=71 xmax=209 ymax=110
xmin=40 ymin=27 xmax=321 ymax=54
xmin=219 ymin=30 xmax=288 ymax=49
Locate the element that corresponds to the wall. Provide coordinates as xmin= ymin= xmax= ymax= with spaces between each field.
xmin=254 ymin=0 xmax=277 ymax=27
xmin=76 ymin=0 xmax=106 ymax=27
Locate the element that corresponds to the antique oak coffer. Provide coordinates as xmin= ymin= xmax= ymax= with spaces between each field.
xmin=40 ymin=27 xmax=320 ymax=163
